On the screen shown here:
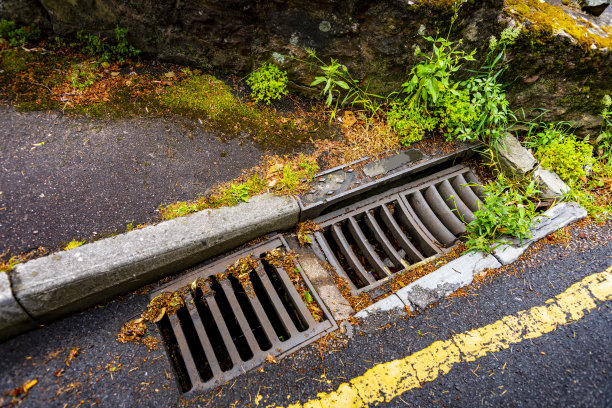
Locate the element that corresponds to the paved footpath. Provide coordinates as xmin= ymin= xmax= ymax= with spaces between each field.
xmin=0 ymin=221 xmax=611 ymax=407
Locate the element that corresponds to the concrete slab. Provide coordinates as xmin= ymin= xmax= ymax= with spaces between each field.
xmin=292 ymin=245 xmax=354 ymax=321
xmin=354 ymin=294 xmax=405 ymax=331
xmin=0 ymin=272 xmax=37 ymax=341
xmin=396 ymin=252 xmax=501 ymax=310
xmin=12 ymin=194 xmax=299 ymax=322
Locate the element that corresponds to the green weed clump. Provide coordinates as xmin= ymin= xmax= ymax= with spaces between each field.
xmin=76 ymin=25 xmax=140 ymax=63
xmin=69 ymin=62 xmax=102 ymax=89
xmin=465 ymin=176 xmax=539 ymax=253
xmin=0 ymin=19 xmax=40 ymax=46
xmin=596 ymin=95 xmax=612 ymax=165
xmin=536 ymin=137 xmax=594 ymax=185
xmin=247 ymin=62 xmax=288 ymax=105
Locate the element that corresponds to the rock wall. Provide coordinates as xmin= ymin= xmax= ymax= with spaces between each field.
xmin=1 ymin=0 xmax=610 ymax=134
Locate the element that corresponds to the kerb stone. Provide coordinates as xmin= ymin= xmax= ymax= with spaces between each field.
xmin=0 ymin=272 xmax=37 ymax=342
xmin=12 ymin=194 xmax=299 ymax=322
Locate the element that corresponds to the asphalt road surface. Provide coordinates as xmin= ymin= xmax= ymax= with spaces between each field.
xmin=0 ymin=219 xmax=610 ymax=407
xmin=0 ymin=106 xmax=287 ymax=256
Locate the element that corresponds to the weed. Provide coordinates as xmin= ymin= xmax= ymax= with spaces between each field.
xmin=64 ymin=239 xmax=86 ymax=250
xmin=465 ymin=175 xmax=539 ymax=253
xmin=76 ymin=25 xmax=140 ymax=63
xmin=304 ymin=48 xmax=387 ymax=123
xmin=595 ymin=95 xmax=612 ymax=165
xmin=69 ymin=62 xmax=102 ymax=90
xmin=0 ymin=19 xmax=40 ymax=47
xmin=536 ymin=136 xmax=594 ymax=185
xmin=246 ymin=62 xmax=288 ymax=105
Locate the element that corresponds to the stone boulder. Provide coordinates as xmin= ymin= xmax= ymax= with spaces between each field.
xmin=580 ymin=0 xmax=610 ymax=16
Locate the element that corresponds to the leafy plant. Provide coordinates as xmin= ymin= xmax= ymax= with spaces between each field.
xmin=76 ymin=25 xmax=140 ymax=63
xmin=521 ymin=119 xmax=574 ymax=150
xmin=465 ymin=176 xmax=538 ymax=253
xmin=246 ymin=62 xmax=288 ymax=105
xmin=305 ymin=48 xmax=386 ymax=122
xmin=536 ymin=136 xmax=595 ymax=185
xmin=399 ymin=36 xmax=475 ymax=113
xmin=69 ymin=62 xmax=101 ymax=89
xmin=387 ymin=101 xmax=438 ymax=145
xmin=0 ymin=19 xmax=40 ymax=47
xmin=595 ymin=94 xmax=612 ymax=165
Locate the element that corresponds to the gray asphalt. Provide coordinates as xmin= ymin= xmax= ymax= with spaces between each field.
xmin=0 ymin=220 xmax=610 ymax=407
xmin=0 ymin=106 xmax=277 ymax=255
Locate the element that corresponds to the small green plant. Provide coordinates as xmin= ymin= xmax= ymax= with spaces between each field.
xmin=76 ymin=25 xmax=140 ymax=63
xmin=522 ymin=119 xmax=574 ymax=150
xmin=465 ymin=176 xmax=538 ymax=253
xmin=387 ymin=102 xmax=438 ymax=145
xmin=0 ymin=19 xmax=40 ymax=47
xmin=536 ymin=136 xmax=595 ymax=185
xmin=69 ymin=62 xmax=101 ymax=89
xmin=275 ymin=155 xmax=320 ymax=194
xmin=246 ymin=62 xmax=288 ymax=105
xmin=595 ymin=94 xmax=612 ymax=165
xmin=64 ymin=239 xmax=86 ymax=250
xmin=304 ymin=48 xmax=386 ymax=122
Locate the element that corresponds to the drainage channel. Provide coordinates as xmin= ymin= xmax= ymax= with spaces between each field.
xmin=152 ymin=235 xmax=337 ymax=394
xmin=308 ymin=165 xmax=485 ymax=296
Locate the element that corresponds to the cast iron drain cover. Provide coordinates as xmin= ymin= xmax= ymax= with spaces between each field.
xmin=309 ymin=165 xmax=485 ymax=295
xmin=152 ymin=235 xmax=337 ymax=394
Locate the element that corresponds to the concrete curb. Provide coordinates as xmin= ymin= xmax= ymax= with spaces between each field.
xmin=2 ymin=194 xmax=298 ymax=339
xmin=354 ymin=202 xmax=588 ymax=329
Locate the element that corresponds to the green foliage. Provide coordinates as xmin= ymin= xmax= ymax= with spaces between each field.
xmin=387 ymin=101 xmax=438 ymax=145
xmin=399 ymin=36 xmax=475 ymax=112
xmin=462 ymin=74 xmax=513 ymax=144
xmin=0 ymin=19 xmax=40 ymax=46
xmin=305 ymin=48 xmax=386 ymax=122
xmin=522 ymin=119 xmax=574 ymax=150
xmin=69 ymin=62 xmax=101 ymax=89
xmin=76 ymin=25 xmax=140 ymax=63
xmin=465 ymin=176 xmax=538 ymax=253
xmin=596 ymin=95 xmax=612 ymax=165
xmin=246 ymin=62 xmax=288 ymax=105
xmin=275 ymin=155 xmax=320 ymax=194
xmin=438 ymin=87 xmax=480 ymax=141
xmin=536 ymin=137 xmax=594 ymax=185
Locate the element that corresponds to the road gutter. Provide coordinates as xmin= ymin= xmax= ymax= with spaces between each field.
xmin=354 ymin=202 xmax=588 ymax=330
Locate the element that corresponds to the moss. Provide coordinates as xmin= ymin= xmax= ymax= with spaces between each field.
xmin=505 ymin=0 xmax=612 ymax=49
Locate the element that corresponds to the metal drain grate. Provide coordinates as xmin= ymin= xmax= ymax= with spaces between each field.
xmin=310 ymin=165 xmax=485 ymax=295
xmin=152 ymin=235 xmax=337 ymax=394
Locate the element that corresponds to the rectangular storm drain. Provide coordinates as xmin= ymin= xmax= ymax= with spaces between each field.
xmin=152 ymin=235 xmax=337 ymax=394
xmin=310 ymin=165 xmax=485 ymax=295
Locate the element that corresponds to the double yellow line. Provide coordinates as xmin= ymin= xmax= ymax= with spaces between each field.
xmin=277 ymin=266 xmax=612 ymax=408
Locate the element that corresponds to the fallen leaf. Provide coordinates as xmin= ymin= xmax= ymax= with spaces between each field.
xmin=164 ymin=71 xmax=175 ymax=78
xmin=110 ymin=72 xmax=120 ymax=77
xmin=152 ymin=307 xmax=166 ymax=323
xmin=265 ymin=354 xmax=278 ymax=364
xmin=342 ymin=110 xmax=357 ymax=127
xmin=54 ymin=368 xmax=65 ymax=377
xmin=65 ymin=347 xmax=80 ymax=367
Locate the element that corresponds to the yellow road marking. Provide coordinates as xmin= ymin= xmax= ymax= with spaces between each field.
xmin=280 ymin=267 xmax=612 ymax=408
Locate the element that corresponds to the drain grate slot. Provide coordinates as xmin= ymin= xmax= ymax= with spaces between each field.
xmin=153 ymin=235 xmax=337 ymax=394
xmin=310 ymin=165 xmax=484 ymax=295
